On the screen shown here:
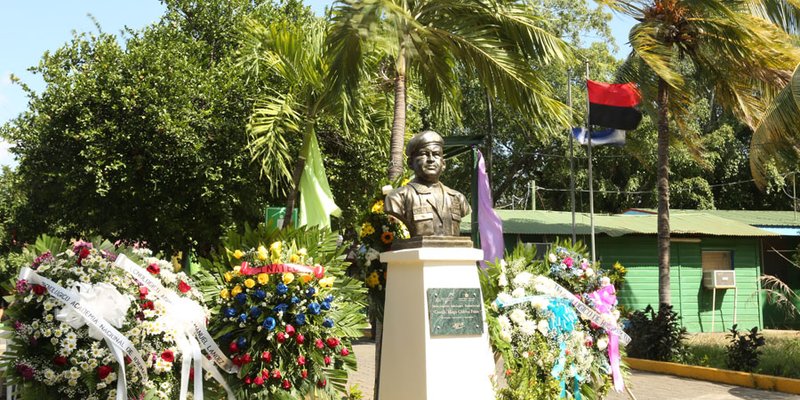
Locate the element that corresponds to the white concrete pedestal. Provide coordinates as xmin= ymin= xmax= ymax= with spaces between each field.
xmin=378 ymin=247 xmax=496 ymax=400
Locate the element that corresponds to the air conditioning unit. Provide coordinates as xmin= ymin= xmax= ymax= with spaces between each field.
xmin=703 ymin=270 xmax=736 ymax=289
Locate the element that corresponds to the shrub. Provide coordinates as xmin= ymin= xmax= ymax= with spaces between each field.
xmin=725 ymin=325 xmax=765 ymax=372
xmin=626 ymin=304 xmax=689 ymax=362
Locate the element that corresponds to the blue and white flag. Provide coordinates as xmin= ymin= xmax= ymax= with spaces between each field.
xmin=572 ymin=127 xmax=625 ymax=146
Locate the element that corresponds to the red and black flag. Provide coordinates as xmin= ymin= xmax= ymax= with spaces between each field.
xmin=587 ymin=80 xmax=642 ymax=130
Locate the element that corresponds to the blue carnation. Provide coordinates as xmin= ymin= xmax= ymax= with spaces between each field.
xmin=236 ymin=336 xmax=247 ymax=348
xmin=295 ymin=313 xmax=306 ymax=326
xmin=262 ymin=317 xmax=277 ymax=331
xmin=223 ymin=307 xmax=237 ymax=318
xmin=291 ymin=296 xmax=300 ymax=304
xmin=235 ymin=293 xmax=248 ymax=304
xmin=273 ymin=303 xmax=288 ymax=313
xmin=306 ymin=287 xmax=316 ymax=297
xmin=252 ymin=289 xmax=266 ymax=300
xmin=249 ymin=306 xmax=262 ymax=318
xmin=307 ymin=302 xmax=321 ymax=315
xmin=237 ymin=313 xmax=248 ymax=323
xmin=320 ymin=301 xmax=331 ymax=311
xmin=324 ymin=295 xmax=334 ymax=303
xmin=221 ymin=333 xmax=233 ymax=341
xmin=322 ymin=318 xmax=335 ymax=328
xmin=276 ymin=283 xmax=288 ymax=295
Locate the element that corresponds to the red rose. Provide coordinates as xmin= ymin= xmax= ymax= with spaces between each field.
xmin=79 ymin=247 xmax=91 ymax=260
xmin=161 ymin=349 xmax=175 ymax=363
xmin=317 ymin=379 xmax=327 ymax=388
xmin=241 ymin=353 xmax=252 ymax=364
xmin=178 ymin=280 xmax=191 ymax=293
xmin=282 ymin=379 xmax=292 ymax=390
xmin=261 ymin=351 xmax=272 ymax=363
xmin=285 ymin=324 xmax=295 ymax=337
xmin=243 ymin=376 xmax=252 ymax=385
xmin=301 ymin=369 xmax=308 ymax=379
xmin=53 ymin=356 xmax=68 ymax=366
xmin=139 ymin=287 xmax=149 ymax=299
xmin=276 ymin=332 xmax=286 ymax=343
xmin=232 ymin=355 xmax=242 ymax=366
xmin=97 ymin=365 xmax=113 ymax=380
xmin=261 ymin=369 xmax=269 ymax=378
xmin=341 ymin=347 xmax=350 ymax=356
xmin=146 ymin=263 xmax=160 ymax=275
xmin=254 ymin=376 xmax=264 ymax=385
xmin=324 ymin=356 xmax=331 ymax=366
xmin=31 ymin=285 xmax=46 ymax=295
xmin=295 ymin=333 xmax=305 ymax=345
xmin=297 ymin=355 xmax=306 ymax=366
xmin=326 ymin=337 xmax=339 ymax=348
xmin=229 ymin=341 xmax=238 ymax=353
xmin=315 ymin=338 xmax=324 ymax=349
xmin=313 ymin=265 xmax=325 ymax=279
xmin=271 ymin=369 xmax=281 ymax=380
xmin=141 ymin=301 xmax=154 ymax=310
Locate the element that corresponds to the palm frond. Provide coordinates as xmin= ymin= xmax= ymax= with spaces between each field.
xmin=247 ymin=92 xmax=303 ymax=194
xmin=751 ymin=63 xmax=800 ymax=189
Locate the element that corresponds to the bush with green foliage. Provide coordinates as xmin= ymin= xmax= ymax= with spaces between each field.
xmin=725 ymin=324 xmax=766 ymax=372
xmin=626 ymin=304 xmax=689 ymax=362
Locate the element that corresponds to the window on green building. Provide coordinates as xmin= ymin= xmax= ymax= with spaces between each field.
xmin=702 ymin=250 xmax=733 ymax=271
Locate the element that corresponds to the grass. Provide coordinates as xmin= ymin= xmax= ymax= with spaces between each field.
xmin=684 ymin=330 xmax=800 ymax=379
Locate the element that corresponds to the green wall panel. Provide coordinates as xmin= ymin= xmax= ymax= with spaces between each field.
xmin=598 ymin=236 xmax=762 ymax=333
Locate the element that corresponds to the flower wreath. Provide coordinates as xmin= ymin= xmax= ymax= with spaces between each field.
xmin=482 ymin=242 xmax=628 ymax=400
xmin=2 ymin=236 xmax=219 ymax=400
xmin=199 ymin=225 xmax=368 ymax=399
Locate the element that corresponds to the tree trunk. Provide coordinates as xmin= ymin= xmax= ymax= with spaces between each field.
xmin=388 ymin=48 xmax=407 ymax=181
xmin=656 ymin=78 xmax=671 ymax=307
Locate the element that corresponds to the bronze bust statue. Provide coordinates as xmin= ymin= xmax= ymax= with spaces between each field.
xmin=385 ymin=130 xmax=471 ymax=238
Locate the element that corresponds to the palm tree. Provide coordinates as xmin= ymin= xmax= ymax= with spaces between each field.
xmin=327 ymin=0 xmax=572 ymax=180
xmin=604 ymin=0 xmax=800 ymax=306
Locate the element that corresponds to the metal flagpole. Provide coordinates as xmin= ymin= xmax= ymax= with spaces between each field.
xmin=585 ymin=61 xmax=597 ymax=263
xmin=568 ymin=69 xmax=576 ymax=245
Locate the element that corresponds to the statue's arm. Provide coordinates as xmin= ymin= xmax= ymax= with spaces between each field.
xmin=384 ymin=190 xmax=410 ymax=227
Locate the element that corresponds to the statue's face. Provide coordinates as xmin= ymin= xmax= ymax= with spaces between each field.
xmin=411 ymin=143 xmax=444 ymax=184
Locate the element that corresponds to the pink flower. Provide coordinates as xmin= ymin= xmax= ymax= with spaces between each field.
xmin=296 ymin=333 xmax=305 ymax=345
xmin=139 ymin=287 xmax=149 ymax=299
xmin=282 ymin=379 xmax=292 ymax=390
xmin=261 ymin=351 xmax=272 ymax=363
xmin=326 ymin=337 xmax=339 ymax=348
xmin=564 ymin=257 xmax=574 ymax=268
xmin=313 ymin=265 xmax=325 ymax=279
xmin=285 ymin=324 xmax=296 ymax=337
xmin=324 ymin=355 xmax=332 ymax=366
xmin=341 ymin=347 xmax=350 ymax=356
xmin=254 ymin=375 xmax=264 ymax=385
xmin=277 ymin=332 xmax=286 ymax=343
xmin=315 ymin=338 xmax=324 ymax=349
xmin=301 ymin=369 xmax=308 ymax=379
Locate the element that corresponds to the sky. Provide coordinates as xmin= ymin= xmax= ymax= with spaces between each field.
xmin=0 ymin=0 xmax=633 ymax=168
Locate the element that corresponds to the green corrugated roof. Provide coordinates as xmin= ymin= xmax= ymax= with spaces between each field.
xmin=625 ymin=208 xmax=800 ymax=227
xmin=461 ymin=210 xmax=777 ymax=237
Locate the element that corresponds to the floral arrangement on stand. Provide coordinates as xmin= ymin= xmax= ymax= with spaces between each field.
xmin=0 ymin=235 xmax=219 ymax=400
xmin=353 ymin=182 xmax=409 ymax=322
xmin=480 ymin=241 xmax=629 ymax=400
xmin=197 ymin=225 xmax=368 ymax=399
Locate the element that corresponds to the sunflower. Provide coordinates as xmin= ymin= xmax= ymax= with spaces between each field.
xmin=380 ymin=231 xmax=394 ymax=244
xmin=371 ymin=200 xmax=384 ymax=214
xmin=360 ymin=222 xmax=375 ymax=238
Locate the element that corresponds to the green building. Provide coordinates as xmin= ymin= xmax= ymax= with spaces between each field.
xmin=463 ymin=209 xmax=798 ymax=333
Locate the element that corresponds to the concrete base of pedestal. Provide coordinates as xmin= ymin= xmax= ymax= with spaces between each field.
xmin=378 ymin=247 xmax=496 ymax=400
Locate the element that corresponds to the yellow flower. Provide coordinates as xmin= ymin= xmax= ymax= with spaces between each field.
xmin=231 ymin=285 xmax=243 ymax=296
xmin=224 ymin=272 xmax=233 ymax=282
xmin=289 ymin=254 xmax=300 ymax=263
xmin=220 ymin=288 xmax=230 ymax=299
xmin=257 ymin=273 xmax=269 ymax=285
xmin=366 ymin=271 xmax=380 ymax=288
xmin=319 ymin=277 xmax=335 ymax=289
xmin=401 ymin=178 xmax=411 ymax=186
xmin=360 ymin=222 xmax=375 ymax=238
xmin=257 ymin=245 xmax=269 ymax=261
xmin=299 ymin=273 xmax=313 ymax=284
xmin=371 ymin=200 xmax=384 ymax=214
xmin=270 ymin=241 xmax=283 ymax=262
xmin=233 ymin=249 xmax=244 ymax=260
xmin=283 ymin=273 xmax=295 ymax=285
xmin=298 ymin=248 xmax=308 ymax=257
xmin=380 ymin=231 xmax=394 ymax=244
xmin=244 ymin=279 xmax=256 ymax=289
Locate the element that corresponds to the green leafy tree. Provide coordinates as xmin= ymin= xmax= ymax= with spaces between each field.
xmin=604 ymin=0 xmax=800 ymax=306
xmin=327 ymin=0 xmax=572 ymax=180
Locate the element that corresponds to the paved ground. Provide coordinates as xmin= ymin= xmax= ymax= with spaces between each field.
xmin=348 ymin=340 xmax=800 ymax=400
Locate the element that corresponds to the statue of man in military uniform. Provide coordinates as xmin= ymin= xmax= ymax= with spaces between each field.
xmin=385 ymin=130 xmax=471 ymax=238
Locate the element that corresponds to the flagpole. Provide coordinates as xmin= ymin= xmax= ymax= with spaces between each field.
xmin=568 ymin=69 xmax=576 ymax=245
xmin=585 ymin=61 xmax=597 ymax=264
